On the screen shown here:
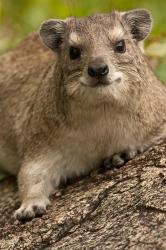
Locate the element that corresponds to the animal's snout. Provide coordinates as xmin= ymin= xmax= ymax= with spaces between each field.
xmin=88 ymin=58 xmax=109 ymax=78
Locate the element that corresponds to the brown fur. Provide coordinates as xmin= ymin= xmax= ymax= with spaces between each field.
xmin=0 ymin=9 xmax=165 ymax=220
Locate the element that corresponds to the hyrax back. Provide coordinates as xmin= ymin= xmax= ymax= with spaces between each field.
xmin=0 ymin=9 xmax=165 ymax=221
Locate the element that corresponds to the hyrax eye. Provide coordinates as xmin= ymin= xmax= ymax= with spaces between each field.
xmin=69 ymin=46 xmax=81 ymax=60
xmin=114 ymin=40 xmax=126 ymax=53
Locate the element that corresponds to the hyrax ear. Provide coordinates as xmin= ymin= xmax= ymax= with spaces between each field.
xmin=39 ymin=19 xmax=66 ymax=51
xmin=122 ymin=9 xmax=152 ymax=41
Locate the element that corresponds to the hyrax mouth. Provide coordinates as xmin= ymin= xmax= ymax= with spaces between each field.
xmin=80 ymin=77 xmax=111 ymax=88
xmin=80 ymin=72 xmax=123 ymax=88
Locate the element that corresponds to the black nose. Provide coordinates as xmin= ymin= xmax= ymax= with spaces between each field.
xmin=88 ymin=63 xmax=109 ymax=78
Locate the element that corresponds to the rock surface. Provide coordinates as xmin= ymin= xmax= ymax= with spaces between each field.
xmin=0 ymin=141 xmax=166 ymax=250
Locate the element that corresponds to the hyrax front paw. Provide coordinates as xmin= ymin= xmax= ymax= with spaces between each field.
xmin=103 ymin=149 xmax=138 ymax=169
xmin=15 ymin=197 xmax=50 ymax=221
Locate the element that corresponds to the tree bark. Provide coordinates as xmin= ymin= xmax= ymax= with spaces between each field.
xmin=0 ymin=140 xmax=166 ymax=250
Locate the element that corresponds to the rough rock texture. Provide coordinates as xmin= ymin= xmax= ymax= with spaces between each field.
xmin=0 ymin=140 xmax=166 ymax=250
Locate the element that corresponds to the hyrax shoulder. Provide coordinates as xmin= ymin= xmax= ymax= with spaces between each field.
xmin=0 ymin=9 xmax=165 ymax=221
xmin=0 ymin=33 xmax=56 ymax=173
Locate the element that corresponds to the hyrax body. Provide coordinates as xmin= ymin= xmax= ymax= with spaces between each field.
xmin=0 ymin=9 xmax=165 ymax=220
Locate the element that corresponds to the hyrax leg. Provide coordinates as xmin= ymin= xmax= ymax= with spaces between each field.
xmin=103 ymin=145 xmax=149 ymax=169
xmin=15 ymin=154 xmax=62 ymax=221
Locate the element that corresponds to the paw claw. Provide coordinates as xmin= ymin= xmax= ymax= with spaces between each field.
xmin=15 ymin=198 xmax=50 ymax=221
xmin=103 ymin=158 xmax=112 ymax=169
xmin=32 ymin=205 xmax=47 ymax=216
xmin=103 ymin=149 xmax=138 ymax=169
xmin=112 ymin=154 xmax=125 ymax=167
xmin=15 ymin=208 xmax=35 ymax=221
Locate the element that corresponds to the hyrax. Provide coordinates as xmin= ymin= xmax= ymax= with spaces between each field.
xmin=0 ymin=9 xmax=165 ymax=221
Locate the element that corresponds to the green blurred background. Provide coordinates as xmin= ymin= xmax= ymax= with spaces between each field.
xmin=0 ymin=0 xmax=165 ymax=179
xmin=0 ymin=0 xmax=166 ymax=81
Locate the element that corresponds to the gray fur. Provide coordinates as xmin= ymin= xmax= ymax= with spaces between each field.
xmin=0 ymin=9 xmax=165 ymax=221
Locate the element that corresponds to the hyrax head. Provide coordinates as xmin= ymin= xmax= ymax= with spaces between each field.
xmin=40 ymin=9 xmax=152 ymax=104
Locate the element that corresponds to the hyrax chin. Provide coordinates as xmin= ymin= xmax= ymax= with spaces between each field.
xmin=0 ymin=9 xmax=165 ymax=221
